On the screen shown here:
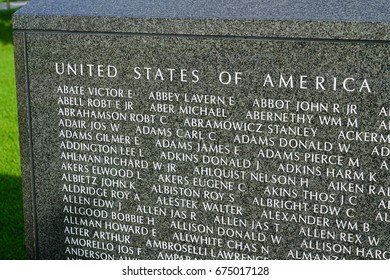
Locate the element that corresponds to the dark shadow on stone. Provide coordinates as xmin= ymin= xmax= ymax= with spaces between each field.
xmin=0 ymin=8 xmax=18 ymax=46
xmin=0 ymin=174 xmax=26 ymax=259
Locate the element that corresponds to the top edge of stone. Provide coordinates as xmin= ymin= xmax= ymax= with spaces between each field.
xmin=15 ymin=0 xmax=390 ymax=22
xmin=13 ymin=0 xmax=390 ymax=40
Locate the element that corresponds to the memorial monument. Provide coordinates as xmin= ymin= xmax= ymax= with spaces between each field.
xmin=13 ymin=0 xmax=390 ymax=259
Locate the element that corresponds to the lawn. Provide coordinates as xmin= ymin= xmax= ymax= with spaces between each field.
xmin=0 ymin=8 xmax=26 ymax=259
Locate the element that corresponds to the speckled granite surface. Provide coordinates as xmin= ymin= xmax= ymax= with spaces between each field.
xmin=13 ymin=0 xmax=390 ymax=40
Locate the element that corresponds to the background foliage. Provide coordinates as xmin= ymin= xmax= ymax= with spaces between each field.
xmin=0 ymin=8 xmax=26 ymax=259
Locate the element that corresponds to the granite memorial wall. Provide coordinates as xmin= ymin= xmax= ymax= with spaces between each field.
xmin=13 ymin=0 xmax=390 ymax=259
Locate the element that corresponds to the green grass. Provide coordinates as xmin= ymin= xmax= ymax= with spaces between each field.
xmin=0 ymin=8 xmax=26 ymax=259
